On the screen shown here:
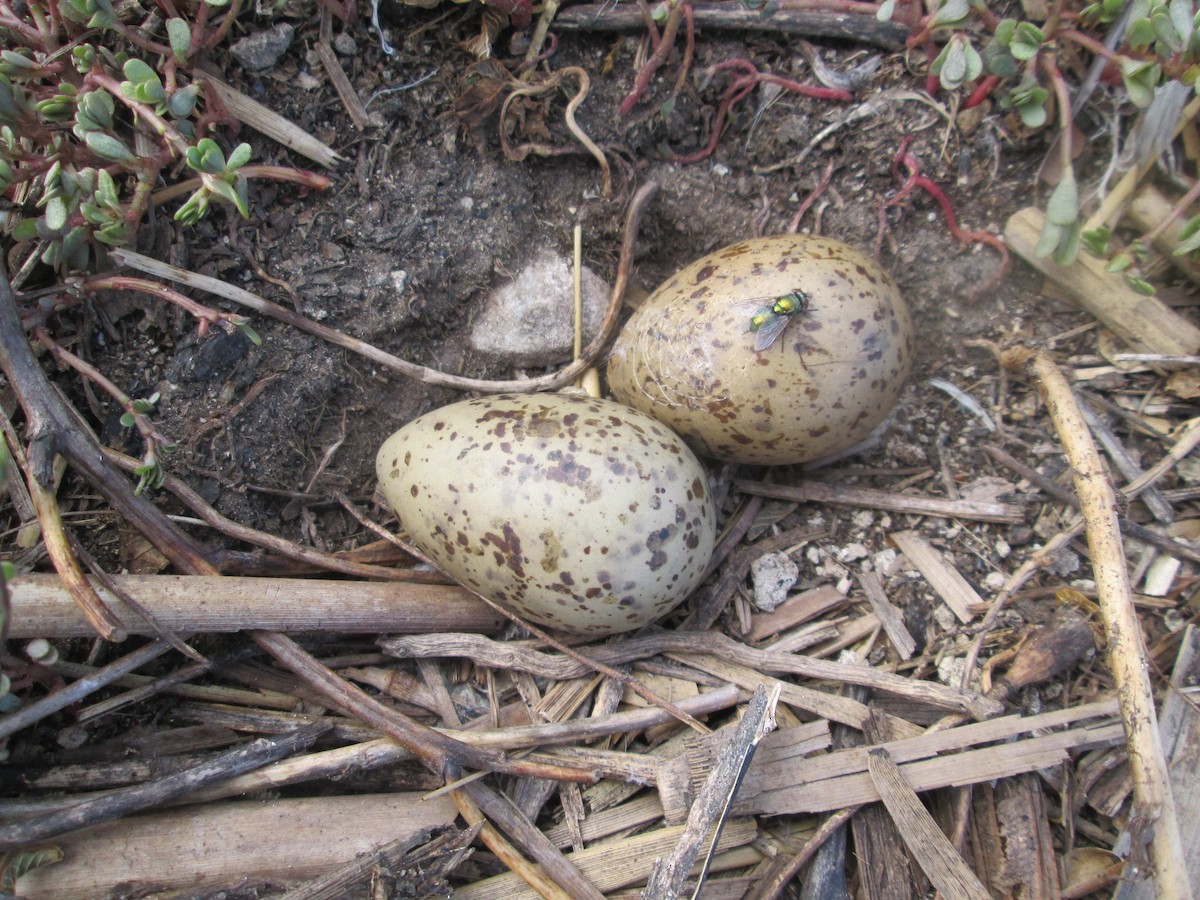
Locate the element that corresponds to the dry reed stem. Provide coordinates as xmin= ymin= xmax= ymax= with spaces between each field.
xmin=1031 ymin=351 xmax=1191 ymax=899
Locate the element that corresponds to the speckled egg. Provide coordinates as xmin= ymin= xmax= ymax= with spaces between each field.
xmin=376 ymin=393 xmax=716 ymax=635
xmin=606 ymin=235 xmax=914 ymax=465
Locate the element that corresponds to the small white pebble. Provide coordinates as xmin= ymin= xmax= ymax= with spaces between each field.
xmin=937 ymin=656 xmax=966 ymax=685
xmin=838 ymin=542 xmax=870 ymax=563
xmin=983 ymin=571 xmax=1006 ymax=591
xmin=994 ymin=538 xmax=1011 ymax=559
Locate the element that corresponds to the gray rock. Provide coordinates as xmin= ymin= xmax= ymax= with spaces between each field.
xmin=468 ymin=250 xmax=609 ymax=368
xmin=332 ymin=32 xmax=358 ymax=56
xmin=231 ymin=23 xmax=295 ymax=72
xmin=750 ymin=552 xmax=800 ymax=612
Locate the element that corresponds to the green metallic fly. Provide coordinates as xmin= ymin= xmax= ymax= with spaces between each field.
xmin=745 ymin=289 xmax=810 ymax=351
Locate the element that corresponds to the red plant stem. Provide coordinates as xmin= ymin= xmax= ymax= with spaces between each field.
xmin=1043 ymin=0 xmax=1067 ymax=36
xmin=968 ymin=0 xmax=1000 ymax=31
xmin=82 ymin=276 xmax=244 ymax=335
xmin=85 ymin=70 xmax=190 ymax=157
xmin=33 ymin=327 xmax=170 ymax=448
xmin=636 ymin=0 xmax=662 ymax=50
xmin=668 ymin=75 xmax=757 ymax=163
xmin=1040 ymin=54 xmax=1073 ymax=172
xmin=963 ymin=74 xmax=1000 ymax=109
xmin=0 ymin=2 xmax=45 ymax=45
xmin=1057 ymin=28 xmax=1126 ymax=67
xmin=788 ymin=158 xmax=835 ymax=233
xmin=110 ymin=19 xmax=173 ymax=58
xmin=619 ymin=0 xmax=687 ymax=116
xmin=151 ymin=165 xmax=333 ymax=206
xmin=887 ymin=137 xmax=1009 ymax=292
xmin=190 ymin=0 xmax=210 ymax=55
xmin=203 ymin=0 xmax=243 ymax=52
xmin=923 ymin=37 xmax=940 ymax=94
xmin=670 ymin=1 xmax=695 ymax=98
xmin=756 ymin=71 xmax=852 ymax=102
xmin=669 ymin=59 xmax=850 ymax=163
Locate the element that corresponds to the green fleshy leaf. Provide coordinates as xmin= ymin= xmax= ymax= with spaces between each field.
xmin=1121 ymin=59 xmax=1162 ymax=108
xmin=1170 ymin=0 xmax=1195 ymax=42
xmin=1125 ymin=275 xmax=1157 ymax=295
xmin=1010 ymin=21 xmax=1045 ymax=61
xmin=84 ymin=130 xmax=137 ymax=163
xmin=1106 ymin=251 xmax=1133 ymax=273
xmin=12 ymin=218 xmax=39 ymax=241
xmin=1017 ymin=97 xmax=1048 ymax=128
xmin=1128 ymin=17 xmax=1157 ymax=49
xmin=167 ymin=18 xmax=191 ymax=62
xmin=931 ymin=0 xmax=969 ymax=27
xmin=1034 ymin=219 xmax=1062 ymax=258
xmin=168 ymin=84 xmax=199 ymax=119
xmin=207 ymin=177 xmax=238 ymax=205
xmin=982 ymin=40 xmax=1017 ymax=77
xmin=1153 ymin=8 xmax=1185 ymax=52
xmin=1081 ymin=226 xmax=1112 ymax=257
xmin=44 ymin=195 xmax=68 ymax=232
xmin=122 ymin=58 xmax=157 ymax=84
xmin=237 ymin=321 xmax=262 ymax=345
xmin=1046 ymin=169 xmax=1079 ymax=226
xmin=1051 ymin=220 xmax=1081 ymax=265
xmin=876 ymin=0 xmax=895 ymax=21
xmin=226 ymin=141 xmax=252 ymax=171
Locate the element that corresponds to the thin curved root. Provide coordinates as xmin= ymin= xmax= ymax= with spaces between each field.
xmin=500 ymin=66 xmax=612 ymax=197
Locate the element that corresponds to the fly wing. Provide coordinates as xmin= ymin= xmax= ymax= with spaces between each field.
xmin=752 ymin=312 xmax=791 ymax=351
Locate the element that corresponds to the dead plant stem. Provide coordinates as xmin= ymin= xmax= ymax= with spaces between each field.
xmin=1031 ymin=351 xmax=1190 ymax=899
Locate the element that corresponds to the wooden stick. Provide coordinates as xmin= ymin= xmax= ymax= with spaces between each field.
xmin=888 ymin=530 xmax=982 ymax=623
xmin=732 ymin=478 xmax=1024 ymax=523
xmin=0 ymin=725 xmax=329 ymax=850
xmin=644 ymin=685 xmax=778 ymax=899
xmin=866 ymin=747 xmax=990 ymax=899
xmin=250 ymin=631 xmax=594 ymax=783
xmin=1031 ymin=351 xmax=1191 ymax=899
xmin=745 ymin=806 xmax=858 ymax=900
xmin=278 ymin=824 xmax=481 ymax=900
xmin=383 ymin=631 xmax=1003 ymax=719
xmin=0 ymin=639 xmax=175 ymax=742
xmin=1121 ymin=625 xmax=1200 ymax=898
xmin=13 ymin=793 xmax=459 ymax=899
xmin=453 ymin=789 xmax=574 ymax=900
xmin=980 ymin=442 xmax=1200 ymax=566
xmin=552 ymin=0 xmax=908 ymax=49
xmin=5 ymin=574 xmax=505 ymax=637
xmin=1126 ymin=184 xmax=1200 ymax=286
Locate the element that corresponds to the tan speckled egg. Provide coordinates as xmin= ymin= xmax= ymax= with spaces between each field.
xmin=607 ymin=235 xmax=914 ymax=465
xmin=376 ymin=393 xmax=716 ymax=636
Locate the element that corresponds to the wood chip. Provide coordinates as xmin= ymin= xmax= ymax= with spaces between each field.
xmin=857 ymin=569 xmax=917 ymax=659
xmin=890 ymin=530 xmax=982 ymax=623
xmin=866 ymin=747 xmax=991 ymax=899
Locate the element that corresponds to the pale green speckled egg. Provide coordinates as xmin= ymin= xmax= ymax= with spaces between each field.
xmin=376 ymin=393 xmax=716 ymax=636
xmin=607 ymin=234 xmax=914 ymax=465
